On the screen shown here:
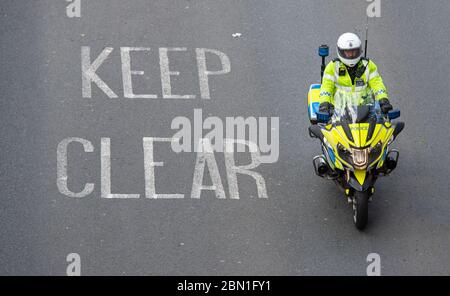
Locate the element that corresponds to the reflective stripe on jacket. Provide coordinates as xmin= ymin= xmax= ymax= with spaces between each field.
xmin=319 ymin=59 xmax=388 ymax=104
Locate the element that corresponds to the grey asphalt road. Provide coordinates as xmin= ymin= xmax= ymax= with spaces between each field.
xmin=1 ymin=0 xmax=450 ymax=276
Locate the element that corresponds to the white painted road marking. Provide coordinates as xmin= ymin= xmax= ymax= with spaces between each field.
xmin=196 ymin=48 xmax=231 ymax=99
xmin=57 ymin=137 xmax=95 ymax=198
xmin=81 ymin=47 xmax=118 ymax=98
xmin=61 ymin=45 xmax=271 ymax=200
xmin=159 ymin=47 xmax=196 ymax=99
xmin=143 ymin=137 xmax=185 ymax=199
xmin=57 ymin=137 xmax=269 ymax=199
xmin=101 ymin=137 xmax=140 ymax=199
xmin=191 ymin=139 xmax=226 ymax=199
xmin=225 ymin=139 xmax=268 ymax=199
xmin=81 ymin=47 xmax=230 ymax=99
xmin=120 ymin=47 xmax=157 ymax=99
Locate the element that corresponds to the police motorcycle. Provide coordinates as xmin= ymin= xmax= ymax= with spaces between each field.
xmin=307 ymin=45 xmax=404 ymax=230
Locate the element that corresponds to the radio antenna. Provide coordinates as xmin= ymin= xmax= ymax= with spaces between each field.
xmin=364 ymin=15 xmax=369 ymax=58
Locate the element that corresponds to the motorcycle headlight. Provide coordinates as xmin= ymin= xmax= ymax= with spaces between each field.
xmin=337 ymin=143 xmax=353 ymax=166
xmin=337 ymin=143 xmax=371 ymax=170
xmin=350 ymin=147 xmax=370 ymax=170
xmin=369 ymin=141 xmax=383 ymax=165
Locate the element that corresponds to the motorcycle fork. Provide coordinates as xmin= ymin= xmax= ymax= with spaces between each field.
xmin=344 ymin=170 xmax=354 ymax=204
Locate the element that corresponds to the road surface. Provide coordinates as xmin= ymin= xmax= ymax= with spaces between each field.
xmin=0 ymin=0 xmax=449 ymax=275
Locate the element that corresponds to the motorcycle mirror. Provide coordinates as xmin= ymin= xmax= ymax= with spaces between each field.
xmin=316 ymin=111 xmax=330 ymax=123
xmin=388 ymin=109 xmax=401 ymax=120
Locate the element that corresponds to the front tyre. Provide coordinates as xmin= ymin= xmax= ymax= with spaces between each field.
xmin=353 ymin=191 xmax=369 ymax=230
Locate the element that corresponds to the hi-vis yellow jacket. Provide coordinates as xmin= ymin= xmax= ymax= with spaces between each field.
xmin=319 ymin=58 xmax=388 ymax=104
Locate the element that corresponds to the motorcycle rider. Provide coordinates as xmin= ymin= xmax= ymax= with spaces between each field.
xmin=318 ymin=32 xmax=393 ymax=115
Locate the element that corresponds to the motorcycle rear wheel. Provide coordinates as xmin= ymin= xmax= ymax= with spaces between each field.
xmin=353 ymin=191 xmax=369 ymax=230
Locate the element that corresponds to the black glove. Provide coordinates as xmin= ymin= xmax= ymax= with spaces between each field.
xmin=379 ymin=98 xmax=393 ymax=114
xmin=319 ymin=102 xmax=334 ymax=115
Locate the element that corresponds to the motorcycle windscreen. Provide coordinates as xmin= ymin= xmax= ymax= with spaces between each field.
xmin=332 ymin=89 xmax=380 ymax=148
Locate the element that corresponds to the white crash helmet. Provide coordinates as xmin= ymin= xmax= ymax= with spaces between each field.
xmin=337 ymin=33 xmax=362 ymax=67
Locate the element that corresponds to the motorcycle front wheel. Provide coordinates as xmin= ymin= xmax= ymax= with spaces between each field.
xmin=353 ymin=191 xmax=369 ymax=230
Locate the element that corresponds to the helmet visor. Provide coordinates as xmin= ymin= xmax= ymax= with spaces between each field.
xmin=338 ymin=47 xmax=361 ymax=59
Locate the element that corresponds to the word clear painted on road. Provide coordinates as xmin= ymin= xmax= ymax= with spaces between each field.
xmin=81 ymin=47 xmax=230 ymax=99
xmin=57 ymin=137 xmax=268 ymax=199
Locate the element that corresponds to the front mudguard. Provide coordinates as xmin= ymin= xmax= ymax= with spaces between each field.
xmin=347 ymin=172 xmax=376 ymax=192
